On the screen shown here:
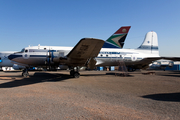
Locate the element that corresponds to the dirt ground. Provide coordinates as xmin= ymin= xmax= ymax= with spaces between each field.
xmin=0 ymin=70 xmax=180 ymax=120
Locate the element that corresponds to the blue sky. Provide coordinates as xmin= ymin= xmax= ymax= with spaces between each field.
xmin=0 ymin=0 xmax=180 ymax=57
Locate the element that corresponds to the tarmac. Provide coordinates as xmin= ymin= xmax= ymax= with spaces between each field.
xmin=0 ymin=70 xmax=180 ymax=120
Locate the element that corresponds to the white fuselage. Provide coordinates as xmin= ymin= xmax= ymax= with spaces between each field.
xmin=8 ymin=45 xmax=160 ymax=69
xmin=8 ymin=31 xmax=160 ymax=70
xmin=96 ymin=48 xmax=159 ymax=66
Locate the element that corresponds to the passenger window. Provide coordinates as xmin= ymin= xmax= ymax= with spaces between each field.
xmin=25 ymin=50 xmax=28 ymax=53
xmin=101 ymin=54 xmax=103 ymax=57
xmin=106 ymin=55 xmax=108 ymax=57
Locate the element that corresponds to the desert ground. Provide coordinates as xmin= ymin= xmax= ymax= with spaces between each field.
xmin=0 ymin=70 xmax=180 ymax=120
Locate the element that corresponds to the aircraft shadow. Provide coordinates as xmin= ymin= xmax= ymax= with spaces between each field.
xmin=0 ymin=72 xmax=71 ymax=88
xmin=80 ymin=72 xmax=134 ymax=77
xmin=156 ymin=71 xmax=180 ymax=78
xmin=106 ymin=72 xmax=134 ymax=77
xmin=80 ymin=74 xmax=107 ymax=77
xmin=142 ymin=92 xmax=180 ymax=102
xmin=3 ymin=71 xmax=21 ymax=73
xmin=161 ymin=74 xmax=180 ymax=78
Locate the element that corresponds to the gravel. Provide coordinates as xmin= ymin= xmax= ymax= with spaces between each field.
xmin=0 ymin=70 xmax=180 ymax=120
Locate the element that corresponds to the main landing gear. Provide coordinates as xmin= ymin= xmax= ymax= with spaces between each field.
xmin=22 ymin=68 xmax=29 ymax=77
xmin=70 ymin=67 xmax=80 ymax=78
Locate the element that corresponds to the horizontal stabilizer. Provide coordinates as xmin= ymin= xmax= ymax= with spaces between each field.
xmin=161 ymin=57 xmax=180 ymax=61
xmin=135 ymin=57 xmax=162 ymax=69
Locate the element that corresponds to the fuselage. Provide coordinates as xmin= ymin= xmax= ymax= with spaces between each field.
xmin=96 ymin=48 xmax=159 ymax=66
xmin=8 ymin=31 xmax=160 ymax=70
xmin=8 ymin=45 xmax=160 ymax=69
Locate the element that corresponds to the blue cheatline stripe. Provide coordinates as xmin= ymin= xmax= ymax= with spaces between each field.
xmin=102 ymin=42 xmax=120 ymax=48
xmin=30 ymin=55 xmax=47 ymax=57
xmin=137 ymin=45 xmax=158 ymax=50
xmin=30 ymin=55 xmax=58 ymax=58
xmin=137 ymin=58 xmax=142 ymax=60
xmin=96 ymin=57 xmax=123 ymax=58
xmin=8 ymin=55 xmax=22 ymax=60
xmin=99 ymin=52 xmax=137 ymax=54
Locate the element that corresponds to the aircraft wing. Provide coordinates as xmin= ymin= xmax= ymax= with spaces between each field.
xmin=66 ymin=38 xmax=105 ymax=66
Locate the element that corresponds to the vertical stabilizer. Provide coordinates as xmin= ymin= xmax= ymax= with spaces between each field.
xmin=137 ymin=31 xmax=159 ymax=55
xmin=102 ymin=26 xmax=131 ymax=48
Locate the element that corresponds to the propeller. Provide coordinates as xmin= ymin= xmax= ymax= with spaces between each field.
xmin=46 ymin=48 xmax=55 ymax=70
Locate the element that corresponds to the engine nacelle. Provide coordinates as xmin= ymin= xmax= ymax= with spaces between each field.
xmin=168 ymin=61 xmax=174 ymax=68
xmin=13 ymin=64 xmax=26 ymax=70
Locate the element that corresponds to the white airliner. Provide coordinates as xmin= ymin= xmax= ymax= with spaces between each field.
xmin=0 ymin=51 xmax=26 ymax=70
xmin=96 ymin=31 xmax=161 ymax=71
xmin=8 ymin=38 xmax=105 ymax=78
xmin=8 ymin=26 xmax=131 ymax=77
xmin=8 ymin=29 xmax=165 ymax=77
xmin=148 ymin=59 xmax=174 ymax=70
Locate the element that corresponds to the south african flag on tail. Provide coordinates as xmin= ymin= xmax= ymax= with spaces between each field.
xmin=102 ymin=26 xmax=131 ymax=48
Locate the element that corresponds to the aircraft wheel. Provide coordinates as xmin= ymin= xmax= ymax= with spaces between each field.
xmin=22 ymin=69 xmax=29 ymax=77
xmin=73 ymin=72 xmax=80 ymax=78
xmin=22 ymin=72 xmax=29 ymax=77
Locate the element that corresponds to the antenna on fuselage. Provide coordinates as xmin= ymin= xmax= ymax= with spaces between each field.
xmin=38 ymin=44 xmax=40 ymax=49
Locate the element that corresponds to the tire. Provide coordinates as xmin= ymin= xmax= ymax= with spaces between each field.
xmin=73 ymin=72 xmax=80 ymax=78
xmin=22 ymin=72 xmax=29 ymax=77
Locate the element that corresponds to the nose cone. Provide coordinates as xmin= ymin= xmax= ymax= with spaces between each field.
xmin=8 ymin=54 xmax=22 ymax=60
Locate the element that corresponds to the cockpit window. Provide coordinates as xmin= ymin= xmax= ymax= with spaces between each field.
xmin=20 ymin=48 xmax=25 ymax=53
xmin=25 ymin=49 xmax=28 ymax=53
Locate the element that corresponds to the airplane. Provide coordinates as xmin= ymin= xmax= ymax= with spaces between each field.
xmin=98 ymin=30 xmax=180 ymax=71
xmin=148 ymin=59 xmax=173 ymax=70
xmin=8 ymin=38 xmax=104 ymax=78
xmin=8 ymin=26 xmax=131 ymax=77
xmin=0 ymin=51 xmax=26 ymax=70
xmin=95 ymin=31 xmax=161 ymax=71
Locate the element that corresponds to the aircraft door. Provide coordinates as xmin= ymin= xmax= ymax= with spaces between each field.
xmin=116 ymin=52 xmax=121 ymax=62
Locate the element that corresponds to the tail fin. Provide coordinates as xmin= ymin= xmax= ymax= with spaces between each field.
xmin=102 ymin=26 xmax=131 ymax=48
xmin=137 ymin=31 xmax=159 ymax=55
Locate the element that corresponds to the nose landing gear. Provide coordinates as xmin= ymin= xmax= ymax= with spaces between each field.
xmin=22 ymin=68 xmax=29 ymax=77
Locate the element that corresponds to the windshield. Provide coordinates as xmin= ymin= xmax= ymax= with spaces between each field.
xmin=20 ymin=48 xmax=25 ymax=53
